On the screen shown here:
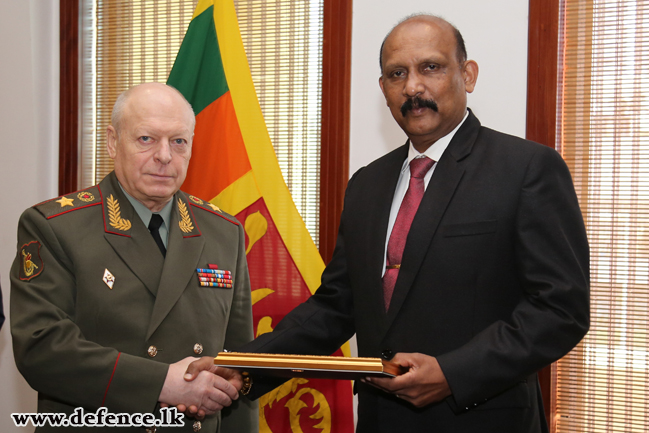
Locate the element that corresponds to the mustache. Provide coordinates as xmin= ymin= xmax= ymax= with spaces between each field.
xmin=400 ymin=97 xmax=438 ymax=117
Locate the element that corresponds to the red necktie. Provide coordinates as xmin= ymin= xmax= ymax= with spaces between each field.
xmin=383 ymin=156 xmax=435 ymax=310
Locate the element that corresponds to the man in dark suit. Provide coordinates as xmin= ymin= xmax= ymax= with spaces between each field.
xmin=186 ymin=14 xmax=590 ymax=432
xmin=11 ymin=83 xmax=257 ymax=432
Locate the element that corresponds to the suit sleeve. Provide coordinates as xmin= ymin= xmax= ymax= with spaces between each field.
xmin=436 ymin=147 xmax=590 ymax=409
xmin=220 ymin=222 xmax=259 ymax=432
xmin=10 ymin=207 xmax=168 ymax=414
xmin=238 ymin=172 xmax=361 ymax=399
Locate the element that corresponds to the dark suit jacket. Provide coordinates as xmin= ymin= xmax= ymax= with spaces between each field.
xmin=242 ymin=111 xmax=589 ymax=433
xmin=11 ymin=171 xmax=257 ymax=432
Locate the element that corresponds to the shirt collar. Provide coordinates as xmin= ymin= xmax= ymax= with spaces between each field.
xmin=403 ymin=109 xmax=469 ymax=171
xmin=118 ymin=183 xmax=173 ymax=229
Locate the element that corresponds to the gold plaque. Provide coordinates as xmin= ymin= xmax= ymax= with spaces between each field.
xmin=214 ymin=352 xmax=406 ymax=380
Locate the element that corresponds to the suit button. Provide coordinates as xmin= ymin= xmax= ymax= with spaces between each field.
xmin=381 ymin=349 xmax=393 ymax=360
xmin=147 ymin=345 xmax=158 ymax=357
xmin=193 ymin=343 xmax=203 ymax=355
xmin=193 ymin=420 xmax=202 ymax=432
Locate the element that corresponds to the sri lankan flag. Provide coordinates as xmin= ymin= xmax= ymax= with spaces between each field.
xmin=167 ymin=1 xmax=354 ymax=432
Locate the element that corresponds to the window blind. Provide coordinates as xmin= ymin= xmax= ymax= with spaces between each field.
xmin=80 ymin=0 xmax=323 ymax=245
xmin=556 ymin=1 xmax=649 ymax=432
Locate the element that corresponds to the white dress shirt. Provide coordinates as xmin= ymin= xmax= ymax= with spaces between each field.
xmin=382 ymin=110 xmax=469 ymax=276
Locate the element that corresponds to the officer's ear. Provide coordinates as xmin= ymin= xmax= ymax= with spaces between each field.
xmin=106 ymin=125 xmax=118 ymax=160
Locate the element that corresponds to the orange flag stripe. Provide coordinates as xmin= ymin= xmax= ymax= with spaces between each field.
xmin=184 ymin=91 xmax=252 ymax=200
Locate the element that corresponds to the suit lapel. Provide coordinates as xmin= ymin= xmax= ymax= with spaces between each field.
xmin=384 ymin=112 xmax=481 ymax=327
xmin=364 ymin=146 xmax=409 ymax=334
xmin=146 ymin=192 xmax=204 ymax=339
xmin=100 ymin=172 xmax=164 ymax=296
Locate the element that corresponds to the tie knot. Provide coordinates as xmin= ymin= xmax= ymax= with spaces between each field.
xmin=409 ymin=156 xmax=435 ymax=179
xmin=148 ymin=214 xmax=164 ymax=231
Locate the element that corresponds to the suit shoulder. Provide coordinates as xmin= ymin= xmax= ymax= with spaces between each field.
xmin=480 ymin=127 xmax=554 ymax=153
xmin=181 ymin=192 xmax=240 ymax=226
xmin=33 ymin=186 xmax=102 ymax=220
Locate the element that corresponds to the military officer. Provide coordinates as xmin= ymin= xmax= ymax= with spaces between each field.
xmin=11 ymin=83 xmax=258 ymax=432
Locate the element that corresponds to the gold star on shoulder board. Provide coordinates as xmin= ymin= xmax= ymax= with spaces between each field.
xmin=56 ymin=196 xmax=74 ymax=208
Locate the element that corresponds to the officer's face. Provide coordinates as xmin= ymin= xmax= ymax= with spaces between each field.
xmin=107 ymin=84 xmax=194 ymax=212
xmin=379 ymin=17 xmax=478 ymax=152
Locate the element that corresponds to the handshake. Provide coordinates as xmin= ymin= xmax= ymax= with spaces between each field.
xmin=158 ymin=356 xmax=242 ymax=419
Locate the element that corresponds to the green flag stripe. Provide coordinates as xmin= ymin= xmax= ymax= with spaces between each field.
xmin=167 ymin=5 xmax=228 ymax=115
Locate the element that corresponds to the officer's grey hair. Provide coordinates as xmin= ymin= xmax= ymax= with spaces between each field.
xmin=110 ymin=83 xmax=196 ymax=136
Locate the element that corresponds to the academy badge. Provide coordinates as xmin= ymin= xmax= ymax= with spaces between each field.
xmin=103 ymin=268 xmax=115 ymax=289
xmin=19 ymin=241 xmax=44 ymax=281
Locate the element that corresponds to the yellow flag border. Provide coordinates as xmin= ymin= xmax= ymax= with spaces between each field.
xmin=211 ymin=0 xmax=325 ymax=294
xmin=204 ymin=0 xmax=350 ymax=359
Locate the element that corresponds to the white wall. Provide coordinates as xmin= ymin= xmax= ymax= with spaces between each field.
xmin=0 ymin=0 xmax=527 ymax=430
xmin=0 ymin=1 xmax=59 ymax=431
xmin=350 ymin=0 xmax=529 ymax=173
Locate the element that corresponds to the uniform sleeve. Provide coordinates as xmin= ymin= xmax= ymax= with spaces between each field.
xmin=220 ymin=222 xmax=259 ymax=432
xmin=436 ymin=147 xmax=590 ymax=409
xmin=10 ymin=207 xmax=168 ymax=413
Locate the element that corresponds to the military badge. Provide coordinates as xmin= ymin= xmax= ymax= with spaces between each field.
xmin=19 ymin=241 xmax=44 ymax=281
xmin=189 ymin=195 xmax=204 ymax=205
xmin=78 ymin=191 xmax=95 ymax=202
xmin=56 ymin=196 xmax=74 ymax=208
xmin=207 ymin=203 xmax=221 ymax=213
xmin=178 ymin=198 xmax=195 ymax=233
xmin=103 ymin=268 xmax=116 ymax=289
xmin=106 ymin=194 xmax=132 ymax=231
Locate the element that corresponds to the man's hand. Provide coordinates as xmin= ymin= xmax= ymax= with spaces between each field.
xmin=173 ymin=356 xmax=244 ymax=419
xmin=158 ymin=357 xmax=239 ymax=417
xmin=363 ymin=352 xmax=451 ymax=408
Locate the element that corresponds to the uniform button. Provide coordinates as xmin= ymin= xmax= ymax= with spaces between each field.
xmin=193 ymin=343 xmax=203 ymax=355
xmin=193 ymin=420 xmax=202 ymax=432
xmin=147 ymin=345 xmax=158 ymax=357
xmin=381 ymin=349 xmax=393 ymax=360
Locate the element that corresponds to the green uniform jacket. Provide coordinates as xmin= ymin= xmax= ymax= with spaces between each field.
xmin=11 ymin=171 xmax=258 ymax=433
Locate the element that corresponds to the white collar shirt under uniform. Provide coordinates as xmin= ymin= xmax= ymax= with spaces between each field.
xmin=382 ymin=110 xmax=469 ymax=277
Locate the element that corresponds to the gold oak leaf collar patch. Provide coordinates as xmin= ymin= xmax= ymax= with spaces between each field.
xmin=19 ymin=241 xmax=44 ymax=281
xmin=178 ymin=198 xmax=196 ymax=234
xmin=106 ymin=194 xmax=132 ymax=231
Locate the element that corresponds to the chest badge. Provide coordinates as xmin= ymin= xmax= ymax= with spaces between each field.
xmin=103 ymin=268 xmax=116 ymax=289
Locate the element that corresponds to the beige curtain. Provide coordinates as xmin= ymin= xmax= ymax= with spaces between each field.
xmin=556 ymin=1 xmax=649 ymax=432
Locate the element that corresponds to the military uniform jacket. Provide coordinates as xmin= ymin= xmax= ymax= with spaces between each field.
xmin=243 ymin=111 xmax=589 ymax=433
xmin=11 ymin=171 xmax=258 ymax=432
